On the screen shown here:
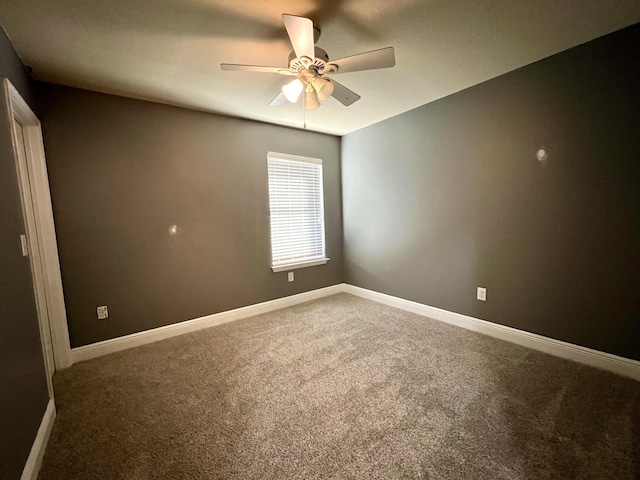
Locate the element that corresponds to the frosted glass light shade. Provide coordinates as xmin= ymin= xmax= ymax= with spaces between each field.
xmin=304 ymin=90 xmax=320 ymax=110
xmin=282 ymin=79 xmax=303 ymax=103
xmin=313 ymin=77 xmax=334 ymax=101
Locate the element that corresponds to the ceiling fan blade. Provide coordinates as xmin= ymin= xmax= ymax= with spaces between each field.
xmin=327 ymin=47 xmax=395 ymax=74
xmin=330 ymin=80 xmax=361 ymax=106
xmin=221 ymin=64 xmax=293 ymax=75
xmin=269 ymin=92 xmax=288 ymax=107
xmin=282 ymin=14 xmax=315 ymax=62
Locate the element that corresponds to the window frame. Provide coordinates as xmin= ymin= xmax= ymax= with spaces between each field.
xmin=267 ymin=151 xmax=329 ymax=272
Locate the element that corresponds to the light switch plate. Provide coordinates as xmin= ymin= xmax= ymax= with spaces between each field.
xmin=20 ymin=234 xmax=29 ymax=257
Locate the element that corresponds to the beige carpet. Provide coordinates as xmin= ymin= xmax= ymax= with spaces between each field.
xmin=39 ymin=293 xmax=640 ymax=479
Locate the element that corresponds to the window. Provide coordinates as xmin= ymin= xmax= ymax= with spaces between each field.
xmin=267 ymin=152 xmax=329 ymax=272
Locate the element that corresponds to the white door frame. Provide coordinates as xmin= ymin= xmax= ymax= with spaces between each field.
xmin=12 ymin=111 xmax=56 ymax=396
xmin=3 ymin=78 xmax=73 ymax=370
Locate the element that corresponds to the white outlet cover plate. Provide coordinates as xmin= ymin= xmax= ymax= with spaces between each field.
xmin=477 ymin=287 xmax=487 ymax=301
xmin=97 ymin=305 xmax=108 ymax=319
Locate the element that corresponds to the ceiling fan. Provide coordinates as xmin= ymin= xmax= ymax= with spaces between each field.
xmin=221 ymin=14 xmax=395 ymax=110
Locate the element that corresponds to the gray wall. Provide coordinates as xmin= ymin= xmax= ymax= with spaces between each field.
xmin=36 ymin=84 xmax=343 ymax=348
xmin=342 ymin=25 xmax=640 ymax=361
xmin=0 ymin=29 xmax=50 ymax=479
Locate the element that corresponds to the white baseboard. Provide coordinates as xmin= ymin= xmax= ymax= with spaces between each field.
xmin=21 ymin=399 xmax=56 ymax=480
xmin=70 ymin=282 xmax=640 ymax=382
xmin=343 ymin=284 xmax=640 ymax=382
xmin=71 ymin=284 xmax=344 ymax=363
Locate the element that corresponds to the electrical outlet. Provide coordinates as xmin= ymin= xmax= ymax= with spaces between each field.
xmin=477 ymin=287 xmax=487 ymax=302
xmin=288 ymin=272 xmax=294 ymax=282
xmin=97 ymin=305 xmax=109 ymax=320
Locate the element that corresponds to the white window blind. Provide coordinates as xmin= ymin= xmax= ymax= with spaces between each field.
xmin=267 ymin=152 xmax=328 ymax=272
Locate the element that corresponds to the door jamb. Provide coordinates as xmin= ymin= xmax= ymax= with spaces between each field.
xmin=3 ymin=78 xmax=73 ymax=370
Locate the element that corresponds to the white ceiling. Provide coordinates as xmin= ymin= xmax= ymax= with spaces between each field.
xmin=2 ymin=1 xmax=640 ymax=136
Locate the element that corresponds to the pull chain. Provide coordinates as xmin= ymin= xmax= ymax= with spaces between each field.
xmin=303 ymin=91 xmax=307 ymax=129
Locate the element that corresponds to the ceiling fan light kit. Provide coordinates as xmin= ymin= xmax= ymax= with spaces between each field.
xmin=221 ymin=13 xmax=396 ymax=111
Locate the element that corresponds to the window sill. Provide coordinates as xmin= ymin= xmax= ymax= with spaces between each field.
xmin=272 ymin=258 xmax=330 ymax=273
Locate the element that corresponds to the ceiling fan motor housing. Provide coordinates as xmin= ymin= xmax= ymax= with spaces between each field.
xmin=288 ymin=47 xmax=335 ymax=74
